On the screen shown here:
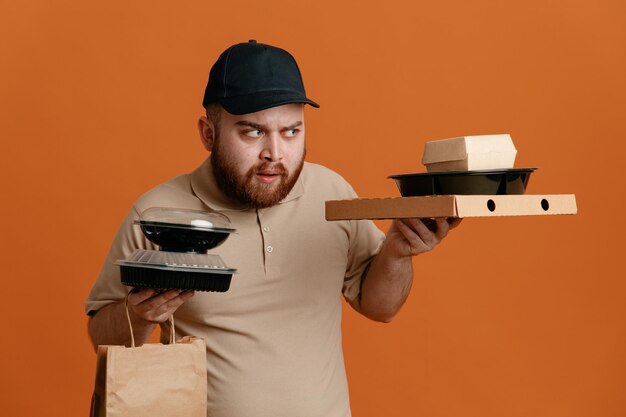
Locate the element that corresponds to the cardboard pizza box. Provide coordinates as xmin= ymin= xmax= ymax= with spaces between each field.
xmin=325 ymin=194 xmax=577 ymax=221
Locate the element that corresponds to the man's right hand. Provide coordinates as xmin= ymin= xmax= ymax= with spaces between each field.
xmin=88 ymin=288 xmax=195 ymax=349
xmin=127 ymin=288 xmax=195 ymax=323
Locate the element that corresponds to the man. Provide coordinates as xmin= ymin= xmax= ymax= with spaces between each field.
xmin=86 ymin=40 xmax=460 ymax=417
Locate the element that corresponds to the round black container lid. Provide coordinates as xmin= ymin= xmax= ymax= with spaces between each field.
xmin=135 ymin=207 xmax=236 ymax=252
xmin=135 ymin=207 xmax=235 ymax=232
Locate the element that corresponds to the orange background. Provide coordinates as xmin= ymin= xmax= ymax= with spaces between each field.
xmin=1 ymin=1 xmax=625 ymax=416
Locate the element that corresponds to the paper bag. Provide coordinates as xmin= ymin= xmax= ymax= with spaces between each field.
xmin=90 ymin=296 xmax=207 ymax=417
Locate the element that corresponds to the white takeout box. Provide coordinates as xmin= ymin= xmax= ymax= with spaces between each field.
xmin=422 ymin=134 xmax=517 ymax=172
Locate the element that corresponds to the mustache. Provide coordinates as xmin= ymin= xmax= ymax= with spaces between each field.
xmin=254 ymin=162 xmax=288 ymax=175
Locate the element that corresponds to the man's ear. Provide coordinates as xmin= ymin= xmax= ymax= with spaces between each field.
xmin=197 ymin=115 xmax=216 ymax=151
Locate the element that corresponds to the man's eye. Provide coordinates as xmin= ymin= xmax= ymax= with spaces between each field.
xmin=244 ymin=129 xmax=263 ymax=138
xmin=283 ymin=129 xmax=299 ymax=138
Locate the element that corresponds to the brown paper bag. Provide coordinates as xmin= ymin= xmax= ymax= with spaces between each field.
xmin=90 ymin=295 xmax=207 ymax=417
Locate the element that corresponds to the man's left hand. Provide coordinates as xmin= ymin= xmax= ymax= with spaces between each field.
xmin=384 ymin=217 xmax=462 ymax=258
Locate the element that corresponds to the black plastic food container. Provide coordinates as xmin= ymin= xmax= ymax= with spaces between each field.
xmin=136 ymin=207 xmax=235 ymax=253
xmin=138 ymin=221 xmax=233 ymax=253
xmin=389 ymin=168 xmax=537 ymax=196
xmin=117 ymin=249 xmax=236 ymax=292
xmin=116 ymin=208 xmax=237 ymax=292
xmin=120 ymin=266 xmax=233 ymax=292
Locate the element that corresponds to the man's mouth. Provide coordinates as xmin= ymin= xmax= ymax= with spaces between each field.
xmin=256 ymin=169 xmax=283 ymax=184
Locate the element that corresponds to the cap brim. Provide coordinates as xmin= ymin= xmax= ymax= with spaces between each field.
xmin=219 ymin=90 xmax=320 ymax=115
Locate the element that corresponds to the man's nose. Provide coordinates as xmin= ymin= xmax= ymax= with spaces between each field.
xmin=260 ymin=134 xmax=283 ymax=162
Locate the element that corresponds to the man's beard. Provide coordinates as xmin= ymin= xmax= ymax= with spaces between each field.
xmin=211 ymin=143 xmax=305 ymax=209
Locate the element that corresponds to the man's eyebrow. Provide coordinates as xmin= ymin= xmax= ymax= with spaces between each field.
xmin=283 ymin=121 xmax=303 ymax=130
xmin=235 ymin=121 xmax=265 ymax=130
xmin=234 ymin=120 xmax=303 ymax=130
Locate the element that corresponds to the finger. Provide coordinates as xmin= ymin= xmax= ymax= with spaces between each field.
xmin=396 ymin=219 xmax=433 ymax=250
xmin=151 ymin=291 xmax=195 ymax=322
xmin=127 ymin=288 xmax=158 ymax=305
xmin=397 ymin=218 xmax=426 ymax=241
xmin=156 ymin=289 xmax=195 ymax=305
xmin=405 ymin=219 xmax=438 ymax=250
xmin=434 ymin=218 xmax=450 ymax=240
xmin=401 ymin=218 xmax=430 ymax=237
xmin=395 ymin=219 xmax=418 ymax=243
xmin=138 ymin=289 xmax=184 ymax=311
xmin=420 ymin=218 xmax=438 ymax=232
xmin=448 ymin=218 xmax=463 ymax=229
xmin=149 ymin=290 xmax=194 ymax=312
xmin=130 ymin=289 xmax=180 ymax=317
xmin=179 ymin=290 xmax=195 ymax=302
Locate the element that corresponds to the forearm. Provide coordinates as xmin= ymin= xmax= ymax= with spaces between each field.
xmin=88 ymin=299 xmax=156 ymax=350
xmin=353 ymin=217 xmax=460 ymax=322
xmin=356 ymin=243 xmax=414 ymax=323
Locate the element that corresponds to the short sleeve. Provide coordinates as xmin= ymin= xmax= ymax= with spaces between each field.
xmin=325 ymin=173 xmax=385 ymax=303
xmin=341 ymin=218 xmax=385 ymax=303
xmin=85 ymin=206 xmax=155 ymax=315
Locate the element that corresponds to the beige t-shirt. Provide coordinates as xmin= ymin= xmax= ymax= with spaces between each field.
xmin=86 ymin=159 xmax=385 ymax=417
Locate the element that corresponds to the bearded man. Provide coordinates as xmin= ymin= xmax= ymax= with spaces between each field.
xmin=86 ymin=40 xmax=460 ymax=417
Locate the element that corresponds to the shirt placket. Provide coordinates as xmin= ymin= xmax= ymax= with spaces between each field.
xmin=257 ymin=209 xmax=280 ymax=276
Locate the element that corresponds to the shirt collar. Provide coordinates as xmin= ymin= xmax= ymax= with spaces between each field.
xmin=191 ymin=158 xmax=304 ymax=212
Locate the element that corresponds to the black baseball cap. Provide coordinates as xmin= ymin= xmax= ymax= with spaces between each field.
xmin=202 ymin=40 xmax=320 ymax=115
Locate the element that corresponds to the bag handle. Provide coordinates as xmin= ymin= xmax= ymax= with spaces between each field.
xmin=125 ymin=290 xmax=176 ymax=347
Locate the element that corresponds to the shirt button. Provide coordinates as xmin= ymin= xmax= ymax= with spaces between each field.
xmin=266 ymin=245 xmax=273 ymax=253
xmin=263 ymin=226 xmax=270 ymax=232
